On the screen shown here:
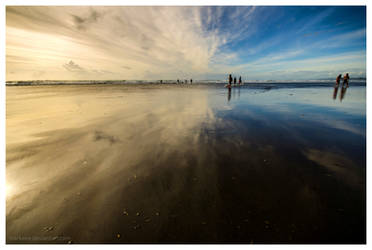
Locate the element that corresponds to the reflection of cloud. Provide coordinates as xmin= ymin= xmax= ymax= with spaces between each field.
xmin=233 ymin=87 xmax=365 ymax=138
xmin=6 ymin=86 xmax=220 ymax=242
xmin=303 ymin=149 xmax=363 ymax=188
xmin=310 ymin=116 xmax=365 ymax=136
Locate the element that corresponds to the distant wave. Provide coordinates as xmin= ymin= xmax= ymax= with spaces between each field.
xmin=5 ymin=79 xmax=366 ymax=86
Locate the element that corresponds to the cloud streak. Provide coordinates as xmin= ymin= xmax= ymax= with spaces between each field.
xmin=63 ymin=60 xmax=85 ymax=72
xmin=7 ymin=6 xmax=228 ymax=80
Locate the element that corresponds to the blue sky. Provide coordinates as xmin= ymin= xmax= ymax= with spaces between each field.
xmin=206 ymin=6 xmax=366 ymax=79
xmin=6 ymin=6 xmax=366 ymax=80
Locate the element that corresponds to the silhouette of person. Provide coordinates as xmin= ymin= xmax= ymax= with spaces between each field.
xmin=239 ymin=76 xmax=242 ymax=85
xmin=332 ymin=74 xmax=342 ymax=99
xmin=335 ymin=74 xmax=341 ymax=86
xmin=229 ymin=74 xmax=232 ymax=85
xmin=177 ymin=79 xmax=179 ymax=84
xmin=234 ymin=77 xmax=237 ymax=85
xmin=190 ymin=79 xmax=192 ymax=84
xmin=343 ymin=73 xmax=349 ymax=87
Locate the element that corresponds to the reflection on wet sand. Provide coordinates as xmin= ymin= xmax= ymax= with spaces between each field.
xmin=6 ymin=84 xmax=365 ymax=243
xmin=303 ymin=149 xmax=363 ymax=188
xmin=227 ymin=86 xmax=241 ymax=102
xmin=333 ymin=83 xmax=348 ymax=101
xmin=333 ymin=84 xmax=339 ymax=100
xmin=340 ymin=85 xmax=348 ymax=101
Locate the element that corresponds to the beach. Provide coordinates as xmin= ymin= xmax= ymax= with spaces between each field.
xmin=6 ymin=82 xmax=366 ymax=243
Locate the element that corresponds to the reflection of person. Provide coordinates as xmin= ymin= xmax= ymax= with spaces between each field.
xmin=228 ymin=88 xmax=231 ymax=101
xmin=340 ymin=84 xmax=348 ymax=101
xmin=333 ymin=84 xmax=339 ymax=100
xmin=333 ymin=74 xmax=342 ymax=99
xmin=343 ymin=73 xmax=349 ymax=87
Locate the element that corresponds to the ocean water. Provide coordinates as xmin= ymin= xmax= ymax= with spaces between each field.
xmin=6 ymin=82 xmax=366 ymax=243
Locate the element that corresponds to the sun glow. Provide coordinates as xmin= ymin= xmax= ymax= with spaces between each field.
xmin=6 ymin=182 xmax=14 ymax=198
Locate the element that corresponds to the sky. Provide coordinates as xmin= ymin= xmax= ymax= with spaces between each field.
xmin=6 ymin=6 xmax=366 ymax=81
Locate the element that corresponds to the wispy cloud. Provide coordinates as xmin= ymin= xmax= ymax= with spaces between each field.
xmin=71 ymin=9 xmax=102 ymax=30
xmin=295 ymin=7 xmax=335 ymax=34
xmin=63 ymin=60 xmax=85 ymax=72
xmin=314 ymin=28 xmax=366 ymax=49
xmin=6 ymin=6 xmax=366 ymax=81
xmin=7 ymin=6 xmax=235 ymax=80
xmin=228 ymin=50 xmax=366 ymax=80
xmin=250 ymin=49 xmax=306 ymax=65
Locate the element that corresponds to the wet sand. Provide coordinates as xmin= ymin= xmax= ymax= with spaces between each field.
xmin=6 ymin=83 xmax=366 ymax=243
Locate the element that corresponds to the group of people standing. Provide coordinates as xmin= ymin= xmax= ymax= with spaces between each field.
xmin=336 ymin=73 xmax=349 ymax=87
xmin=177 ymin=79 xmax=192 ymax=84
xmin=159 ymin=79 xmax=193 ymax=84
xmin=227 ymin=74 xmax=243 ymax=88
